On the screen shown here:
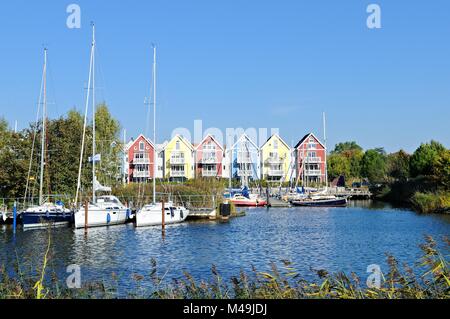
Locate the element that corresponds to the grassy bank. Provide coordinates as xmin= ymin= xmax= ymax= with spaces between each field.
xmin=1 ymin=236 xmax=448 ymax=299
xmin=376 ymin=176 xmax=450 ymax=214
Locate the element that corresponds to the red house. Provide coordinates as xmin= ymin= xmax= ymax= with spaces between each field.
xmin=126 ymin=134 xmax=155 ymax=183
xmin=194 ymin=134 xmax=224 ymax=178
xmin=294 ymin=133 xmax=327 ymax=185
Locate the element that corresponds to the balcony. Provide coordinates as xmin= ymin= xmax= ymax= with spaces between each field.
xmin=170 ymin=157 xmax=185 ymax=164
xmin=304 ymin=169 xmax=322 ymax=176
xmin=268 ymin=169 xmax=284 ymax=176
xmin=237 ymin=153 xmax=252 ymax=163
xmin=304 ymin=157 xmax=321 ymax=163
xmin=202 ymin=170 xmax=218 ymax=177
xmin=201 ymin=154 xmax=218 ymax=163
xmin=237 ymin=170 xmax=253 ymax=177
xmin=265 ymin=156 xmax=283 ymax=164
xmin=133 ymin=170 xmax=150 ymax=178
xmin=133 ymin=158 xmax=150 ymax=164
xmin=170 ymin=170 xmax=186 ymax=177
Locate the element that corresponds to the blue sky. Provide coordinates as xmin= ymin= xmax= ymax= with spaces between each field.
xmin=0 ymin=0 xmax=449 ymax=153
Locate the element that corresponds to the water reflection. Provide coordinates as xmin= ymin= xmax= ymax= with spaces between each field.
xmin=0 ymin=202 xmax=449 ymax=290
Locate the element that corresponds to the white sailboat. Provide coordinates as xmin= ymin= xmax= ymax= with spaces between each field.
xmin=135 ymin=45 xmax=189 ymax=227
xmin=22 ymin=48 xmax=73 ymax=229
xmin=73 ymin=24 xmax=128 ymax=229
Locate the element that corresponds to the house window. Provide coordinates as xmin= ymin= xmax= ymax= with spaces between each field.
xmin=274 ymin=140 xmax=278 ymax=150
xmin=176 ymin=141 xmax=180 ymax=150
xmin=139 ymin=141 xmax=145 ymax=151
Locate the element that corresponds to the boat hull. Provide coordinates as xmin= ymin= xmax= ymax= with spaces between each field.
xmin=22 ymin=211 xmax=73 ymax=229
xmin=291 ymin=198 xmax=347 ymax=207
xmin=74 ymin=208 xmax=129 ymax=228
xmin=136 ymin=207 xmax=189 ymax=227
xmin=230 ymin=200 xmax=268 ymax=207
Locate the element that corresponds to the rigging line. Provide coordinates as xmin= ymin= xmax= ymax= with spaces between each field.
xmin=75 ymin=38 xmax=94 ymax=205
xmin=24 ymin=56 xmax=45 ymax=206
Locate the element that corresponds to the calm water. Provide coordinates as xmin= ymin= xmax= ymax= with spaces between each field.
xmin=1 ymin=201 xmax=449 ymax=293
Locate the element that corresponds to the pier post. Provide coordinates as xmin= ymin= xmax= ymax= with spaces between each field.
xmin=13 ymin=201 xmax=17 ymax=235
xmin=161 ymin=200 xmax=165 ymax=231
xmin=84 ymin=200 xmax=88 ymax=230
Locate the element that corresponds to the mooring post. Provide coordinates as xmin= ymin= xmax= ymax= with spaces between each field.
xmin=84 ymin=200 xmax=88 ymax=231
xmin=266 ymin=187 xmax=270 ymax=207
xmin=161 ymin=200 xmax=166 ymax=232
xmin=13 ymin=201 xmax=17 ymax=236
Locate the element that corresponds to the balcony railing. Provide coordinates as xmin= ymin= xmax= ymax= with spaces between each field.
xmin=201 ymin=155 xmax=218 ymax=163
xmin=202 ymin=170 xmax=218 ymax=177
xmin=304 ymin=169 xmax=322 ymax=176
xmin=268 ymin=169 xmax=284 ymax=176
xmin=170 ymin=157 xmax=185 ymax=164
xmin=133 ymin=170 xmax=150 ymax=178
xmin=237 ymin=154 xmax=252 ymax=163
xmin=237 ymin=170 xmax=253 ymax=177
xmin=170 ymin=170 xmax=186 ymax=177
xmin=265 ymin=156 xmax=283 ymax=164
xmin=133 ymin=158 xmax=151 ymax=164
xmin=304 ymin=157 xmax=321 ymax=163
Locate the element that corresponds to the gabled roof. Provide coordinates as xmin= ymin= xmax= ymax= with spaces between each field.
xmin=231 ymin=134 xmax=259 ymax=150
xmin=125 ymin=134 xmax=155 ymax=151
xmin=194 ymin=134 xmax=224 ymax=151
xmin=164 ymin=134 xmax=194 ymax=151
xmin=261 ymin=134 xmax=290 ymax=150
xmin=294 ymin=132 xmax=326 ymax=149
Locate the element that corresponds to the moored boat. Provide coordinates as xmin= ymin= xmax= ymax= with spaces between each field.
xmin=229 ymin=194 xmax=268 ymax=207
xmin=291 ymin=196 xmax=347 ymax=207
xmin=74 ymin=195 xmax=129 ymax=228
xmin=136 ymin=201 xmax=189 ymax=227
xmin=22 ymin=202 xmax=73 ymax=229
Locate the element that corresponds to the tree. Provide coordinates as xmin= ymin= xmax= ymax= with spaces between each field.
xmin=361 ymin=148 xmax=387 ymax=183
xmin=432 ymin=149 xmax=450 ymax=189
xmin=329 ymin=141 xmax=364 ymax=180
xmin=409 ymin=141 xmax=446 ymax=178
xmin=332 ymin=141 xmax=363 ymax=154
xmin=327 ymin=153 xmax=351 ymax=180
xmin=387 ymin=150 xmax=410 ymax=182
xmin=94 ymin=103 xmax=122 ymax=187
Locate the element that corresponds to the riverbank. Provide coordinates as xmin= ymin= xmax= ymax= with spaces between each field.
xmin=0 ymin=236 xmax=448 ymax=299
xmin=375 ymin=176 xmax=450 ymax=214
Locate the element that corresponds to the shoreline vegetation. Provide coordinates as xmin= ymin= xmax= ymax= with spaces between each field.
xmin=0 ymin=107 xmax=449 ymax=214
xmin=0 ymin=236 xmax=448 ymax=299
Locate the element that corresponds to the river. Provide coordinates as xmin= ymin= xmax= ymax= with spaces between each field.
xmin=1 ymin=200 xmax=449 ymax=295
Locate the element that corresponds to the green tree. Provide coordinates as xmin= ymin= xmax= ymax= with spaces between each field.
xmin=332 ymin=141 xmax=363 ymax=154
xmin=94 ymin=103 xmax=122 ymax=187
xmin=361 ymin=148 xmax=387 ymax=183
xmin=387 ymin=150 xmax=410 ymax=182
xmin=327 ymin=153 xmax=351 ymax=180
xmin=410 ymin=141 xmax=446 ymax=178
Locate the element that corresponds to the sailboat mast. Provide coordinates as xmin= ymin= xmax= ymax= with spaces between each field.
xmin=323 ymin=112 xmax=328 ymax=187
xmin=152 ymin=45 xmax=157 ymax=204
xmin=92 ymin=24 xmax=96 ymax=203
xmin=38 ymin=48 xmax=47 ymax=206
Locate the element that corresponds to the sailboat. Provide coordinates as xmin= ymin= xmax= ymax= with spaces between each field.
xmin=21 ymin=48 xmax=73 ymax=229
xmin=73 ymin=24 xmax=128 ymax=229
xmin=135 ymin=45 xmax=189 ymax=227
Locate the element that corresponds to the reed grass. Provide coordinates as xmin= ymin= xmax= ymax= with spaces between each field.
xmin=0 ymin=236 xmax=448 ymax=299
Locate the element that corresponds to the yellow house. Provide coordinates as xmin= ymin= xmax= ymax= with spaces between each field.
xmin=260 ymin=134 xmax=292 ymax=182
xmin=163 ymin=135 xmax=194 ymax=182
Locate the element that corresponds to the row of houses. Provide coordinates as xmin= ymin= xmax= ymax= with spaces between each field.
xmin=124 ymin=132 xmax=327 ymax=185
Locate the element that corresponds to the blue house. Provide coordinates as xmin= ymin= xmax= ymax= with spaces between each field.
xmin=230 ymin=134 xmax=260 ymax=186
